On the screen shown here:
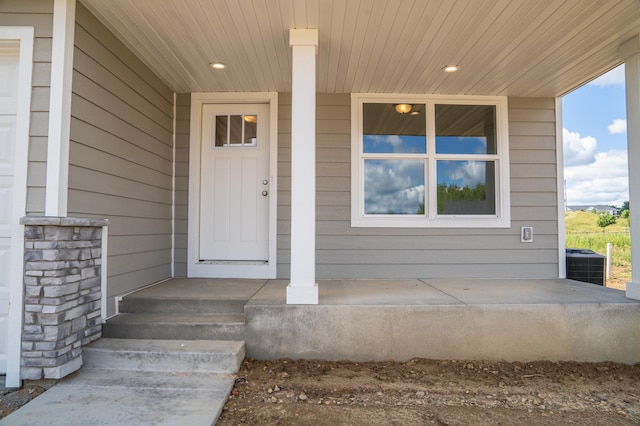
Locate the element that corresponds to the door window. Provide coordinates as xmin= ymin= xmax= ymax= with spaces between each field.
xmin=214 ymin=115 xmax=258 ymax=147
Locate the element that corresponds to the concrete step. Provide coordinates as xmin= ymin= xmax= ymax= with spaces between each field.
xmin=60 ymin=367 xmax=236 ymax=389
xmin=103 ymin=313 xmax=247 ymax=340
xmin=119 ymin=295 xmax=247 ymax=315
xmin=2 ymin=368 xmax=236 ymax=425
xmin=83 ymin=338 xmax=245 ymax=374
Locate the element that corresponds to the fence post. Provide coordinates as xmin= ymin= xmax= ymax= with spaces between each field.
xmin=606 ymin=242 xmax=612 ymax=281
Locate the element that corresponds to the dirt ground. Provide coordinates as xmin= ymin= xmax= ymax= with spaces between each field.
xmin=219 ymin=358 xmax=640 ymax=426
xmin=0 ymin=383 xmax=47 ymax=419
xmin=607 ymin=265 xmax=631 ymax=292
xmin=1 ymin=359 xmax=638 ymax=425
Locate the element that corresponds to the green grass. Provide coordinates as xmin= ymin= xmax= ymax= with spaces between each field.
xmin=565 ymin=210 xmax=630 ymax=233
xmin=565 ymin=211 xmax=631 ymax=267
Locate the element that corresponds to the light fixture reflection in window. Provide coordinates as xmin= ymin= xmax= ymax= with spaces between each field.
xmin=394 ymin=103 xmax=412 ymax=114
xmin=210 ymin=62 xmax=226 ymax=70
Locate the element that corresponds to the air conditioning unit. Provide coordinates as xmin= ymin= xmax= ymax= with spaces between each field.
xmin=565 ymin=248 xmax=605 ymax=286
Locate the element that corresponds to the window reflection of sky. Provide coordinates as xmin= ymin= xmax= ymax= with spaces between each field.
xmin=436 ymin=136 xmax=490 ymax=154
xmin=364 ymin=135 xmax=426 ymax=153
xmin=437 ymin=160 xmax=487 ymax=187
xmin=364 ymin=160 xmax=425 ymax=214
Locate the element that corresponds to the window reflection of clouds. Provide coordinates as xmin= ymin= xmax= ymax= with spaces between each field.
xmin=436 ymin=136 xmax=488 ymax=154
xmin=364 ymin=160 xmax=425 ymax=214
xmin=364 ymin=135 xmax=426 ymax=153
xmin=437 ymin=160 xmax=486 ymax=187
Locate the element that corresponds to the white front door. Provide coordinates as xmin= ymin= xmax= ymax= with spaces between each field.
xmin=0 ymin=46 xmax=19 ymax=373
xmin=199 ymin=103 xmax=270 ymax=262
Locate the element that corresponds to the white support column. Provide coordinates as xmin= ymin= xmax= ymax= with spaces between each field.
xmin=45 ymin=0 xmax=76 ymax=217
xmin=621 ymin=36 xmax=640 ymax=300
xmin=287 ymin=29 xmax=319 ymax=304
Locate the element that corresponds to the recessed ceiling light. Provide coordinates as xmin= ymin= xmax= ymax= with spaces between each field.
xmin=443 ymin=65 xmax=459 ymax=73
xmin=210 ymin=62 xmax=226 ymax=70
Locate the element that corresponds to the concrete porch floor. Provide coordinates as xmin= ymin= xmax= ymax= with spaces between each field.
xmin=116 ymin=278 xmax=640 ymax=364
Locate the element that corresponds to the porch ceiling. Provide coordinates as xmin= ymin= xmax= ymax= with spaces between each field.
xmin=80 ymin=0 xmax=640 ymax=97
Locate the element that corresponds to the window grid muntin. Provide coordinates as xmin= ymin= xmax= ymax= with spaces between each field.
xmin=360 ymin=99 xmax=502 ymax=220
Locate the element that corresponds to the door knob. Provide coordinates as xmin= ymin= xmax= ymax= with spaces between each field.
xmin=262 ymin=191 xmax=268 ymax=196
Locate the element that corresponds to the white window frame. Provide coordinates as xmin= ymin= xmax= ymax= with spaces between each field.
xmin=351 ymin=93 xmax=511 ymax=228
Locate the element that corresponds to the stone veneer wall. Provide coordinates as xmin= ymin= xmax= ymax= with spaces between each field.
xmin=20 ymin=217 xmax=108 ymax=380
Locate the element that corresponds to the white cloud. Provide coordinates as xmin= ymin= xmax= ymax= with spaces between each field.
xmin=565 ymin=150 xmax=628 ymax=206
xmin=448 ymin=161 xmax=485 ymax=187
xmin=367 ymin=135 xmax=404 ymax=151
xmin=563 ymin=128 xmax=597 ymax=167
xmin=364 ymin=160 xmax=424 ymax=214
xmin=588 ymin=65 xmax=625 ymax=87
xmin=607 ymin=118 xmax=627 ymax=134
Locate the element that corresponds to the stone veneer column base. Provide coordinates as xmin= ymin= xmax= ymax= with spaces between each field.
xmin=20 ymin=217 xmax=108 ymax=380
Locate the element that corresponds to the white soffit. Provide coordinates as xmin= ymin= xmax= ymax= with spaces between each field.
xmin=80 ymin=0 xmax=640 ymax=96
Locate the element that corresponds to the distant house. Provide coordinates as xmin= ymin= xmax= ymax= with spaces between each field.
xmin=1 ymin=0 xmax=640 ymax=386
xmin=567 ymin=205 xmax=622 ymax=216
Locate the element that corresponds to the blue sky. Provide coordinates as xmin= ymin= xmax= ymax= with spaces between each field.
xmin=562 ymin=65 xmax=629 ymax=207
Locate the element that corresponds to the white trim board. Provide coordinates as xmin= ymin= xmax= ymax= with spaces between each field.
xmin=555 ymin=98 xmax=567 ymax=279
xmin=171 ymin=92 xmax=176 ymax=277
xmin=187 ymin=92 xmax=278 ymax=278
xmin=45 ymin=0 xmax=76 ymax=217
xmin=100 ymin=224 xmax=109 ymax=321
xmin=0 ymin=26 xmax=35 ymax=388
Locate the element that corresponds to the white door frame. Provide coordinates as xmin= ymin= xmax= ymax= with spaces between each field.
xmin=188 ymin=92 xmax=278 ymax=278
xmin=0 ymin=27 xmax=34 ymax=387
